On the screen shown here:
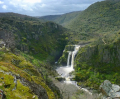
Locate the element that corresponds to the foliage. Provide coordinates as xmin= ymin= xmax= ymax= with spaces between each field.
xmin=0 ymin=13 xmax=68 ymax=64
xmin=75 ymin=39 xmax=120 ymax=89
xmin=0 ymin=48 xmax=57 ymax=99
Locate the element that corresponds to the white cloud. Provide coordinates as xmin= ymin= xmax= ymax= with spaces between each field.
xmin=10 ymin=0 xmax=41 ymax=6
xmin=0 ymin=1 xmax=4 ymax=4
xmin=1 ymin=0 xmax=104 ymax=16
xmin=9 ymin=0 xmax=41 ymax=11
xmin=2 ymin=5 xmax=7 ymax=9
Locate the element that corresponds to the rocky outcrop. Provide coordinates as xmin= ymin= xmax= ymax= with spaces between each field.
xmin=65 ymin=45 xmax=75 ymax=51
xmin=46 ymin=80 xmax=63 ymax=99
xmin=0 ymin=70 xmax=49 ymax=99
xmin=55 ymin=76 xmax=65 ymax=81
xmin=0 ymin=30 xmax=15 ymax=48
xmin=20 ymin=77 xmax=49 ymax=99
xmin=100 ymin=80 xmax=120 ymax=99
xmin=0 ymin=89 xmax=5 ymax=99
xmin=0 ymin=41 xmax=5 ymax=47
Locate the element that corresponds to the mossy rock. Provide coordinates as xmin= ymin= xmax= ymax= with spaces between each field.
xmin=65 ymin=45 xmax=75 ymax=51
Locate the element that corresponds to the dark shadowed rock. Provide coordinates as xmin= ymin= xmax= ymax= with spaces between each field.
xmin=55 ymin=76 xmax=65 ymax=81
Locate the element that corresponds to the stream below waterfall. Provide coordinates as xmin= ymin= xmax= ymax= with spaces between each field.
xmin=55 ymin=45 xmax=95 ymax=99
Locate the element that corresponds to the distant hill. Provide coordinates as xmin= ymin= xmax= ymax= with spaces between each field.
xmin=38 ymin=11 xmax=81 ymax=26
xmin=38 ymin=15 xmax=61 ymax=22
xmin=65 ymin=0 xmax=120 ymax=34
xmin=0 ymin=12 xmax=45 ymax=22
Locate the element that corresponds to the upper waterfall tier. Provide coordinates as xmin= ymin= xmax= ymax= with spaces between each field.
xmin=67 ymin=45 xmax=80 ymax=69
xmin=58 ymin=45 xmax=80 ymax=66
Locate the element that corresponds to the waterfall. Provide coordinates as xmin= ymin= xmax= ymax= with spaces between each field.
xmin=67 ymin=45 xmax=80 ymax=69
xmin=56 ymin=44 xmax=92 ymax=96
xmin=67 ymin=51 xmax=72 ymax=66
xmin=57 ymin=45 xmax=80 ymax=77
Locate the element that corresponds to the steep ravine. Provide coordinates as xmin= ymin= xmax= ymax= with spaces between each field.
xmin=54 ymin=45 xmax=100 ymax=99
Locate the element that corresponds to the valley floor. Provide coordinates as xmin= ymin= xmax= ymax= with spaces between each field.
xmin=51 ymin=77 xmax=100 ymax=99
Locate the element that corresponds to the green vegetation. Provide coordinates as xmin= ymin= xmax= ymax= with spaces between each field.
xmin=75 ymin=39 xmax=120 ymax=89
xmin=41 ymin=0 xmax=120 ymax=45
xmin=1 ymin=0 xmax=120 ymax=97
xmin=0 ymin=47 xmax=58 ymax=99
xmin=63 ymin=0 xmax=120 ymax=43
xmin=38 ymin=11 xmax=81 ymax=26
xmin=0 ymin=12 xmax=67 ymax=98
xmin=0 ymin=13 xmax=68 ymax=63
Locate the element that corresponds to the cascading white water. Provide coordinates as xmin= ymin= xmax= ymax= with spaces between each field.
xmin=67 ymin=51 xmax=72 ymax=66
xmin=70 ymin=45 xmax=80 ymax=69
xmin=56 ymin=45 xmax=80 ymax=78
xmin=56 ymin=44 xmax=92 ymax=95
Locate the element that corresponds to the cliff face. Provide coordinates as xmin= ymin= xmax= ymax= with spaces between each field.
xmin=75 ymin=40 xmax=120 ymax=89
xmin=0 ymin=15 xmax=68 ymax=62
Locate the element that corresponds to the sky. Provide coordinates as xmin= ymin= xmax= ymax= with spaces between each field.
xmin=0 ymin=0 xmax=104 ymax=16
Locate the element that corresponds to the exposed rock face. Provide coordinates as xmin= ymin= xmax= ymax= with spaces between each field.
xmin=20 ymin=77 xmax=49 ymax=99
xmin=0 ymin=41 xmax=5 ymax=47
xmin=46 ymin=80 xmax=63 ymax=99
xmin=0 ymin=69 xmax=49 ymax=99
xmin=100 ymin=80 xmax=120 ymax=99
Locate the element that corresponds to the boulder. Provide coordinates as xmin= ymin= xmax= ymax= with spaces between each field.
xmin=112 ymin=84 xmax=120 ymax=92
xmin=0 ymin=41 xmax=5 ymax=47
xmin=99 ymin=80 xmax=112 ymax=96
xmin=100 ymin=80 xmax=120 ymax=99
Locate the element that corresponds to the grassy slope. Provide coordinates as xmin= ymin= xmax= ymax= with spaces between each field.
xmin=0 ymin=47 xmax=57 ymax=99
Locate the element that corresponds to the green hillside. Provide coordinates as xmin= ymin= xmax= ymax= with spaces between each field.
xmin=1 ymin=0 xmax=120 ymax=98
xmin=55 ymin=0 xmax=120 ymax=91
xmin=0 ymin=12 xmax=45 ymax=22
xmin=38 ymin=11 xmax=81 ymax=26
xmin=72 ymin=0 xmax=120 ymax=90
xmin=0 ymin=13 xmax=68 ymax=98
xmin=65 ymin=0 xmax=120 ymax=38
xmin=38 ymin=15 xmax=61 ymax=22
xmin=0 ymin=13 xmax=68 ymax=63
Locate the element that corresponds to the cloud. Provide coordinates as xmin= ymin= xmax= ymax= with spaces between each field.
xmin=0 ymin=0 xmax=104 ymax=16
xmin=0 ymin=1 xmax=4 ymax=4
xmin=9 ymin=0 xmax=41 ymax=7
xmin=2 ymin=5 xmax=7 ymax=9
xmin=8 ymin=0 xmax=41 ymax=11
